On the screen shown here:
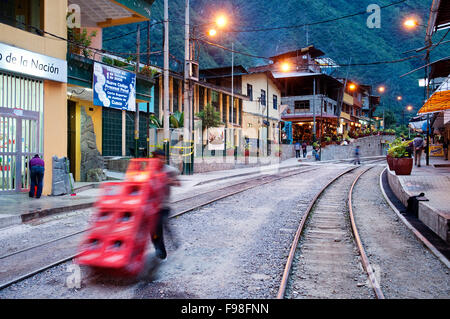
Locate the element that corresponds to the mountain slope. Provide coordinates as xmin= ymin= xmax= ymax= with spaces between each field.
xmin=103 ymin=0 xmax=448 ymax=122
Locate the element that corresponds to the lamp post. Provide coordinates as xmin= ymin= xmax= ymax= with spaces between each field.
xmin=185 ymin=11 xmax=229 ymax=171
xmin=163 ymin=0 xmax=170 ymax=163
xmin=377 ymin=85 xmax=386 ymax=131
xmin=403 ymin=17 xmax=431 ymax=165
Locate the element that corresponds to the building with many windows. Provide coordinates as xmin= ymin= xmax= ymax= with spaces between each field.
xmin=0 ymin=0 xmax=68 ymax=194
xmin=200 ymin=66 xmax=282 ymax=155
xmin=65 ymin=0 xmax=155 ymax=182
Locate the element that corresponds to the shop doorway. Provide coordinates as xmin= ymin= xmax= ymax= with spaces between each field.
xmin=0 ymin=72 xmax=43 ymax=193
xmin=67 ymin=100 xmax=76 ymax=176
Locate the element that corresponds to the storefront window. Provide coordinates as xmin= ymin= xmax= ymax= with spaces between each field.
xmin=0 ymin=0 xmax=44 ymax=35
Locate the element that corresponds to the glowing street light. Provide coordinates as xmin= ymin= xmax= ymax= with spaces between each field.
xmin=406 ymin=105 xmax=413 ymax=111
xmin=378 ymin=85 xmax=386 ymax=94
xmin=281 ymin=62 xmax=291 ymax=72
xmin=208 ymin=28 xmax=217 ymax=37
xmin=404 ymin=18 xmax=419 ymax=29
xmin=216 ymin=15 xmax=227 ymax=28
xmin=397 ymin=96 xmax=403 ymax=101
xmin=349 ymin=83 xmax=357 ymax=91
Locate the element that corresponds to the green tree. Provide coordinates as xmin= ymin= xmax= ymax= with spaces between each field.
xmin=195 ymin=104 xmax=222 ymax=154
xmin=169 ymin=111 xmax=184 ymax=128
xmin=148 ymin=111 xmax=184 ymax=129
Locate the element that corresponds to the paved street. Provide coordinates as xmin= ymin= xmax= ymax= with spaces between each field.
xmin=0 ymin=161 xmax=448 ymax=299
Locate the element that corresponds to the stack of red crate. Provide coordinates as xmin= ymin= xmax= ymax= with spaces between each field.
xmin=76 ymin=159 xmax=167 ymax=276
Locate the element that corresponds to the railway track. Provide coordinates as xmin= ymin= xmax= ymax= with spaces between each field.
xmin=277 ymin=164 xmax=384 ymax=299
xmin=0 ymin=165 xmax=321 ymax=291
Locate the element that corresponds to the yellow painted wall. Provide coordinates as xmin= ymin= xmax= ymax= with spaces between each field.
xmin=43 ymin=80 xmax=67 ymax=195
xmin=241 ymin=73 xmax=281 ymax=120
xmin=0 ymin=0 xmax=70 ymax=195
xmin=68 ymin=97 xmax=103 ymax=182
xmin=343 ymin=93 xmax=353 ymax=105
xmin=242 ymin=112 xmax=260 ymax=139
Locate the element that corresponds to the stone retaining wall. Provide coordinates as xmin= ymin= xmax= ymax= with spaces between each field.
xmin=321 ymin=135 xmax=395 ymax=161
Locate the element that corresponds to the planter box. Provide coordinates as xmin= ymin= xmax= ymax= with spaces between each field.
xmin=393 ymin=157 xmax=413 ymax=175
xmin=386 ymin=155 xmax=394 ymax=170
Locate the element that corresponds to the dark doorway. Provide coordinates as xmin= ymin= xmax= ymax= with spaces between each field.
xmin=67 ymin=100 xmax=76 ymax=176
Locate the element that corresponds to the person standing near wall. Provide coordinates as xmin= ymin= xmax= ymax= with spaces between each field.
xmin=413 ymin=134 xmax=425 ymax=167
xmin=353 ymin=145 xmax=361 ymax=165
xmin=29 ymin=155 xmax=45 ymax=199
xmin=295 ymin=141 xmax=301 ymax=158
xmin=442 ymin=136 xmax=448 ymax=161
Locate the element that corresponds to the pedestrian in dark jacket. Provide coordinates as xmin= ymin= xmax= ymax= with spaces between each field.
xmin=302 ymin=142 xmax=307 ymax=158
xmin=29 ymin=154 xmax=45 ymax=198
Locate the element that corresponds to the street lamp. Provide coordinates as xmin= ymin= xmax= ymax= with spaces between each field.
xmin=376 ymin=85 xmax=386 ymax=130
xmin=208 ymin=28 xmax=217 ymax=37
xmin=184 ymin=9 xmax=230 ymax=174
xmin=403 ymin=14 xmax=431 ymax=165
xmin=349 ymin=83 xmax=357 ymax=91
xmin=281 ymin=62 xmax=291 ymax=72
xmin=216 ymin=15 xmax=227 ymax=28
xmin=397 ymin=95 xmax=402 ymax=101
xmin=403 ymin=18 xmax=425 ymax=30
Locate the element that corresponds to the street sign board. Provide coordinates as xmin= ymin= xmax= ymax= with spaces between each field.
xmin=93 ymin=62 xmax=136 ymax=111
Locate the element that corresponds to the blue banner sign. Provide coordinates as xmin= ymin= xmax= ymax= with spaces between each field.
xmin=93 ymin=62 xmax=136 ymax=111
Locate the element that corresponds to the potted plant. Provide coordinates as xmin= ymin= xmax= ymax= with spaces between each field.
xmin=387 ymin=137 xmax=402 ymax=170
xmin=389 ymin=140 xmax=413 ymax=175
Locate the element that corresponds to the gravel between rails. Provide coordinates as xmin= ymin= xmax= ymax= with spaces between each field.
xmin=352 ymin=166 xmax=450 ymax=299
xmin=0 ymin=166 xmax=346 ymax=299
xmin=285 ymin=167 xmax=375 ymax=299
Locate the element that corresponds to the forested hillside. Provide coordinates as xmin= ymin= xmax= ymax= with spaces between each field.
xmin=103 ymin=0 xmax=447 ymax=124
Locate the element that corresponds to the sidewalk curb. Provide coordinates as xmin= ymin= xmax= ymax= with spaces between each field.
xmin=20 ymin=202 xmax=95 ymax=223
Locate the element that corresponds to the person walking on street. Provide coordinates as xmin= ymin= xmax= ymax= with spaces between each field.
xmin=151 ymin=149 xmax=181 ymax=260
xmin=442 ymin=136 xmax=448 ymax=161
xmin=353 ymin=145 xmax=361 ymax=165
xmin=29 ymin=154 xmax=45 ymax=199
xmin=302 ymin=141 xmax=307 ymax=158
xmin=413 ymin=134 xmax=425 ymax=167
xmin=295 ymin=141 xmax=301 ymax=158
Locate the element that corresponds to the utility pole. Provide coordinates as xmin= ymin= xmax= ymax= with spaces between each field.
xmin=163 ymin=0 xmax=170 ymax=163
xmin=183 ymin=0 xmax=191 ymax=174
xmin=146 ymin=20 xmax=150 ymax=157
xmin=425 ymin=46 xmax=431 ymax=166
xmin=313 ymin=77 xmax=316 ymax=142
xmin=266 ymin=74 xmax=269 ymax=156
xmin=135 ymin=25 xmax=140 ymax=158
xmin=231 ymin=42 xmax=234 ymax=150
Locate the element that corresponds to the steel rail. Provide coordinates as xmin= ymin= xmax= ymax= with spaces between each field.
xmin=277 ymin=161 xmax=385 ymax=299
xmin=0 ymin=166 xmax=320 ymax=291
xmin=348 ymin=166 xmax=385 ymax=299
xmin=276 ymin=166 xmax=359 ymax=299
xmin=0 ymin=166 xmax=317 ymax=262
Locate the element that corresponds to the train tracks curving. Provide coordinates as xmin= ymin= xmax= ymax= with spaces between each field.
xmin=0 ymin=165 xmax=321 ymax=291
xmin=277 ymin=164 xmax=384 ymax=299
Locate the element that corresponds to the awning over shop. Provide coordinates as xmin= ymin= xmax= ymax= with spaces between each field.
xmin=418 ymin=76 xmax=450 ymax=114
